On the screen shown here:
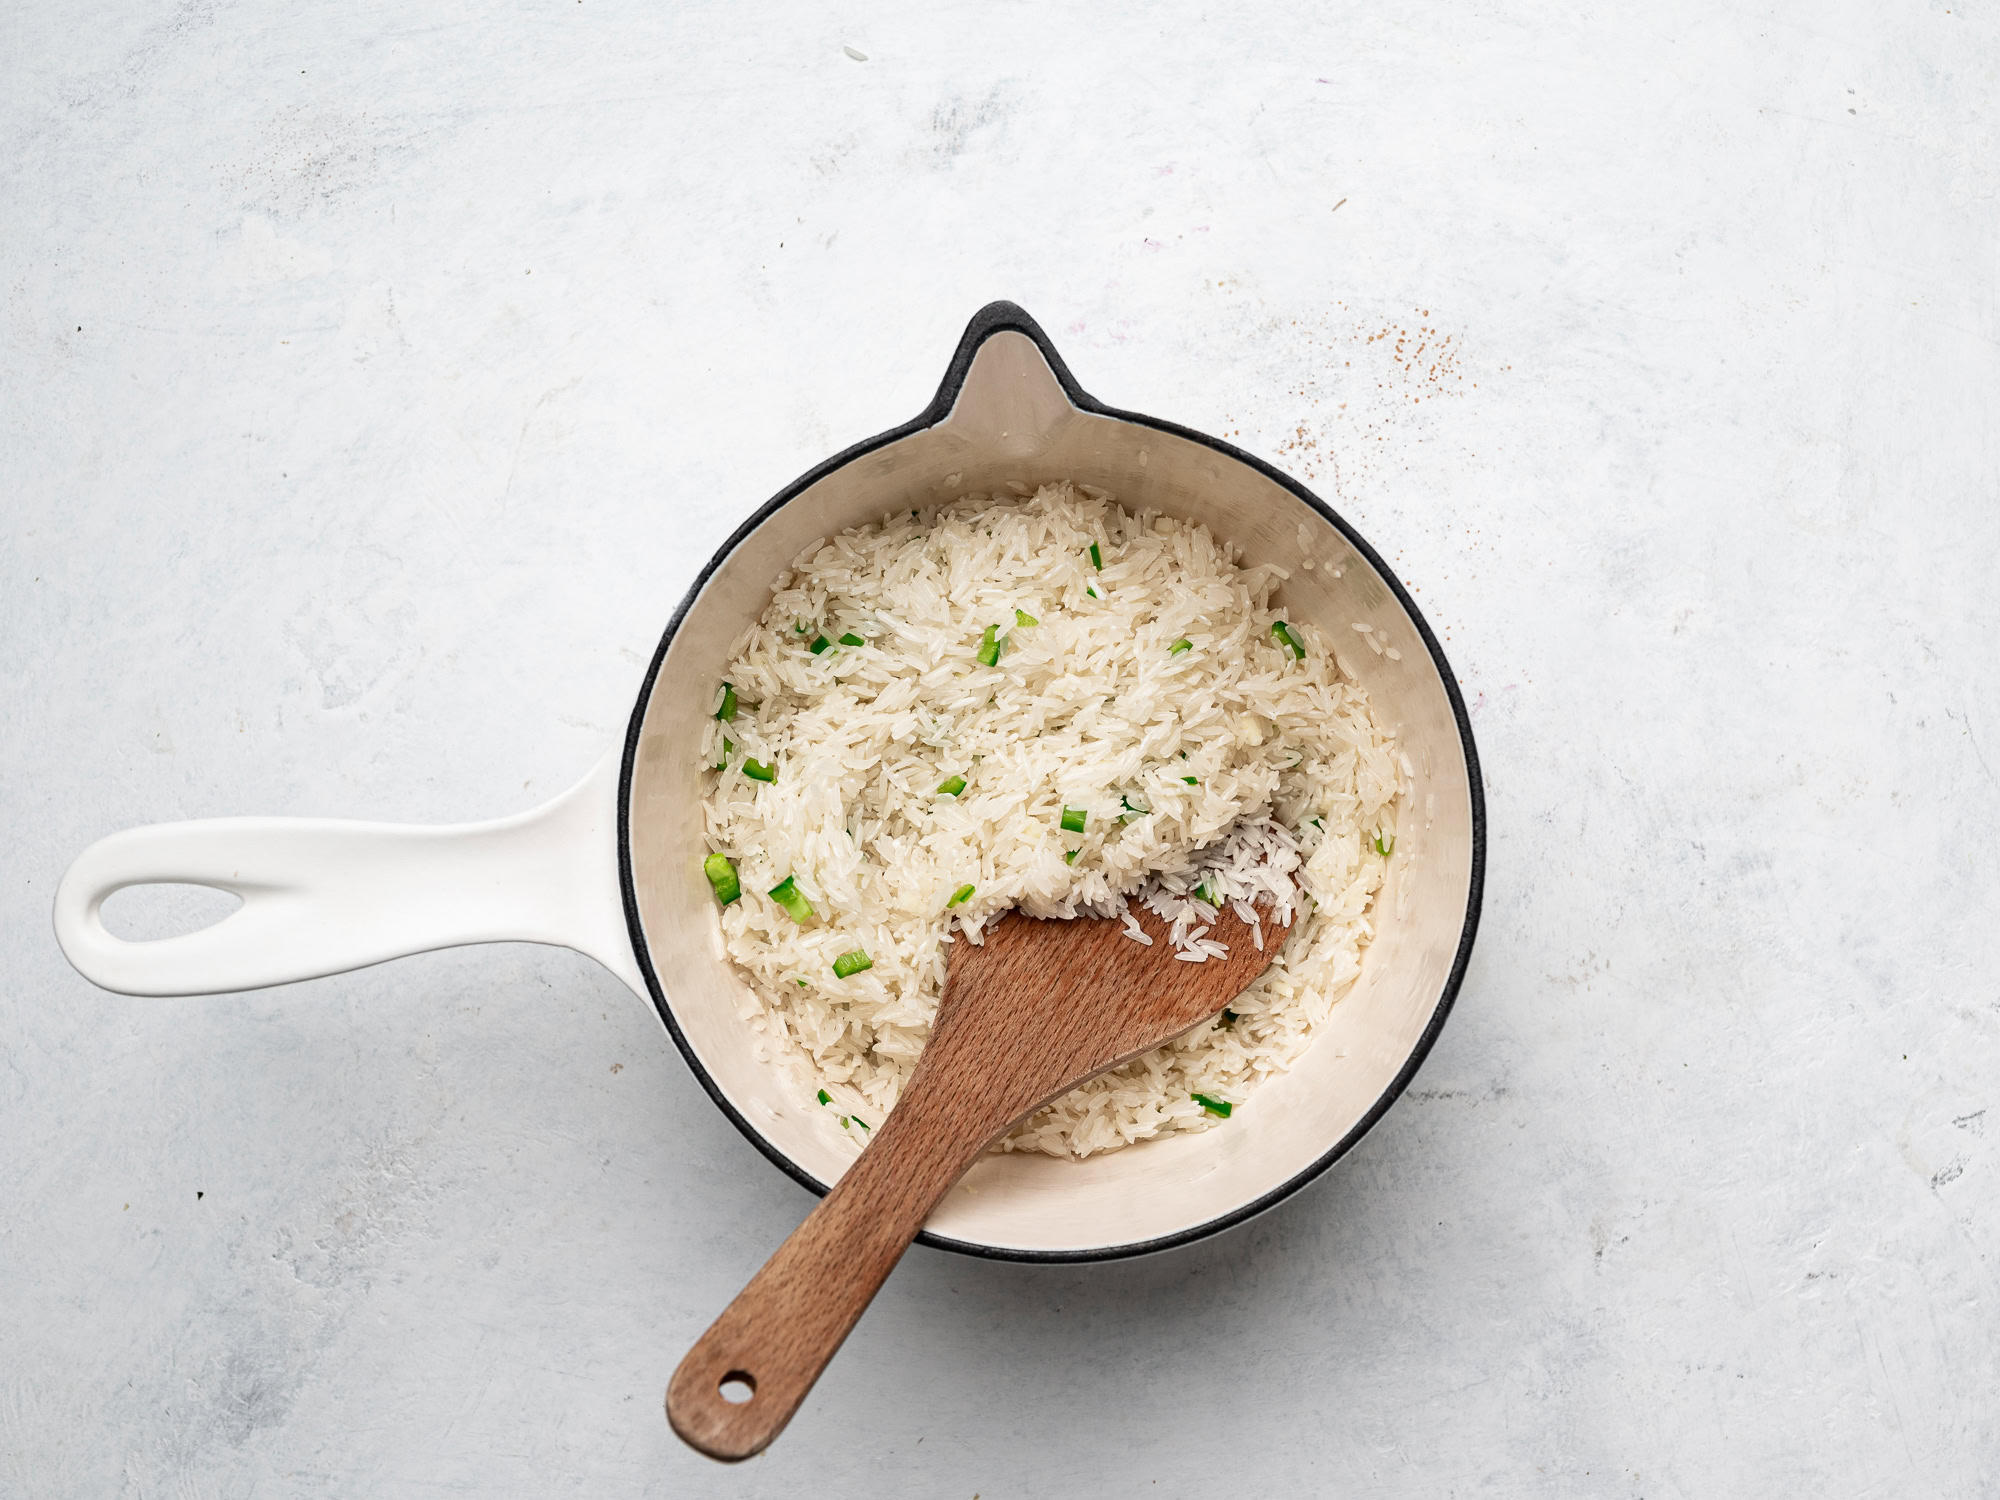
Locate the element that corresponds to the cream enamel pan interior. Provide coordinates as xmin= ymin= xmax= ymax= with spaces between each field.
xmin=621 ymin=302 xmax=1484 ymax=1261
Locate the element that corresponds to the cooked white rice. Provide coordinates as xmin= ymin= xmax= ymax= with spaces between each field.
xmin=700 ymin=482 xmax=1405 ymax=1159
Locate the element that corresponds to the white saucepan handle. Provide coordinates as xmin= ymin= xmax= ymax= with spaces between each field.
xmin=52 ymin=750 xmax=643 ymax=998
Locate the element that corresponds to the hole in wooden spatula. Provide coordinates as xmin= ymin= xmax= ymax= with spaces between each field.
xmin=718 ymin=1372 xmax=755 ymax=1405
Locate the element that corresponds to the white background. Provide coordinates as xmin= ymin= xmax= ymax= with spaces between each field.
xmin=4 ymin=2 xmax=1997 ymax=1495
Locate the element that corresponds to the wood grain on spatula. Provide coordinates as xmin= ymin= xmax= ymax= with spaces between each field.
xmin=666 ymin=897 xmax=1291 ymax=1461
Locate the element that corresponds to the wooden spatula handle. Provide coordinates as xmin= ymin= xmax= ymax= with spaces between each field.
xmin=665 ymin=1090 xmax=987 ymax=1461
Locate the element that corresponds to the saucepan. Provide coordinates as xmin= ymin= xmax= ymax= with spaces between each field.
xmin=54 ymin=301 xmax=1484 ymax=1260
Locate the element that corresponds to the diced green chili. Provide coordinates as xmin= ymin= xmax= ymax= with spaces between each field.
xmin=839 ymin=632 xmax=865 ymax=647
xmin=1271 ymin=621 xmax=1306 ymax=659
xmin=1119 ymin=795 xmax=1148 ymax=824
xmin=1015 ymin=608 xmax=1038 ymax=627
xmin=832 ymin=949 xmax=873 ymax=979
xmin=1374 ymin=833 xmax=1396 ymax=857
xmin=1192 ymin=1093 xmax=1233 ymax=1118
xmin=817 ymin=1088 xmax=831 ymax=1105
xmin=702 ymin=853 xmax=741 ymax=905
xmin=743 ymin=758 xmax=776 ymax=783
xmin=936 ymin=775 xmax=966 ymax=796
xmin=1064 ymin=849 xmax=1080 ymax=864
xmin=947 ymin=883 xmax=975 ymax=907
xmin=1169 ymin=638 xmax=1192 ymax=655
xmin=1060 ymin=807 xmax=1087 ymax=834
xmin=1089 ymin=542 xmax=1102 ymax=569
xmin=1182 ymin=775 xmax=1199 ymax=785
xmin=1085 ymin=582 xmax=1101 ymax=599
xmin=715 ymin=682 xmax=739 ymax=721
xmin=714 ymin=737 xmax=733 ymax=770
xmin=975 ymin=624 xmax=1003 ymax=667
xmin=1195 ymin=880 xmax=1219 ymax=906
xmin=767 ymin=876 xmax=814 ymax=923
xmin=809 ymin=635 xmax=831 ymax=654
xmin=851 ymin=1115 xmax=870 ymax=1130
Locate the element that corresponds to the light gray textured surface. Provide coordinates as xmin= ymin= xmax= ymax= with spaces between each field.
xmin=4 ymin=1 xmax=1997 ymax=1494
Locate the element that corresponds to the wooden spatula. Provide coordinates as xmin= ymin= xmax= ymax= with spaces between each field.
xmin=666 ymin=897 xmax=1291 ymax=1461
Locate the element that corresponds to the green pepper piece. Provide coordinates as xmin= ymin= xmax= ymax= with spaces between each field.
xmin=702 ymin=853 xmax=741 ymax=905
xmin=767 ymin=876 xmax=815 ymax=923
